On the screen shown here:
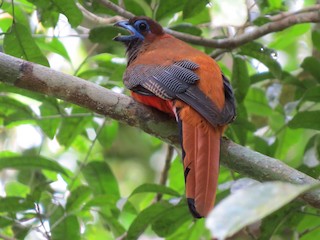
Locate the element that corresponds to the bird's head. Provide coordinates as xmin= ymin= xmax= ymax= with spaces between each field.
xmin=113 ymin=16 xmax=164 ymax=43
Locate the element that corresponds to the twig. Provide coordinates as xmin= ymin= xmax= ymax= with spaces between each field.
xmin=165 ymin=11 xmax=320 ymax=49
xmin=268 ymin=4 xmax=320 ymax=22
xmin=155 ymin=145 xmax=174 ymax=201
xmin=77 ymin=3 xmax=124 ymax=25
xmin=98 ymin=0 xmax=134 ymax=19
xmin=0 ymin=234 xmax=16 ymax=240
xmin=35 ymin=203 xmax=51 ymax=240
xmin=98 ymin=0 xmax=320 ymax=49
xmin=1 ymin=53 xmax=320 ymax=208
xmin=69 ymin=118 xmax=107 ymax=190
xmin=299 ymin=224 xmax=320 ymax=238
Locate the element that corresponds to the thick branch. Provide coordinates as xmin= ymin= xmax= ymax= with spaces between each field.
xmin=0 ymin=53 xmax=319 ymax=208
xmin=98 ymin=0 xmax=320 ymax=49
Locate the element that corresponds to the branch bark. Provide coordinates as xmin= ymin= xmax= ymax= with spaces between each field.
xmin=98 ymin=0 xmax=320 ymax=49
xmin=0 ymin=52 xmax=319 ymax=208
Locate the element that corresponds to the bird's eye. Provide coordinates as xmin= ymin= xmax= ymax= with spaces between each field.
xmin=138 ymin=22 xmax=147 ymax=31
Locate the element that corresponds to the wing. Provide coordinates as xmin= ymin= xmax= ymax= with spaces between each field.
xmin=124 ymin=60 xmax=236 ymax=126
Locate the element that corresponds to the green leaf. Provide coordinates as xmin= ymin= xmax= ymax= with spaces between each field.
xmin=3 ymin=22 xmax=49 ymax=66
xmin=130 ymin=183 xmax=180 ymax=198
xmin=288 ymin=111 xmax=320 ymax=131
xmin=2 ymin=2 xmax=31 ymax=27
xmin=252 ymin=16 xmax=271 ymax=26
xmin=51 ymin=0 xmax=83 ymax=27
xmin=151 ymin=202 xmax=191 ymax=237
xmin=38 ymin=100 xmax=61 ymax=139
xmin=239 ymin=42 xmax=282 ymax=79
xmin=244 ymin=87 xmax=273 ymax=116
xmin=89 ymin=26 xmax=127 ymax=44
xmin=312 ymin=29 xmax=320 ymax=52
xmin=56 ymin=112 xmax=92 ymax=147
xmin=82 ymin=161 xmax=120 ymax=197
xmin=0 ymin=156 xmax=68 ymax=176
xmin=250 ymin=72 xmax=276 ymax=84
xmin=269 ymin=24 xmax=310 ymax=50
xmin=66 ymin=186 xmax=92 ymax=213
xmin=301 ymin=86 xmax=320 ymax=102
xmin=301 ymin=56 xmax=320 ymax=82
xmin=206 ymin=182 xmax=315 ymax=240
xmin=156 ymin=0 xmax=186 ymax=20
xmin=0 ymin=216 xmax=13 ymax=228
xmin=127 ymin=202 xmax=171 ymax=240
xmin=168 ymin=156 xmax=185 ymax=193
xmin=170 ymin=24 xmax=202 ymax=36
xmin=28 ymin=0 xmax=60 ymax=27
xmin=123 ymin=0 xmax=146 ymax=16
xmin=5 ymin=181 xmax=29 ymax=197
xmin=50 ymin=210 xmax=81 ymax=240
xmin=232 ymin=56 xmax=250 ymax=103
xmin=0 ymin=16 xmax=13 ymax=32
xmin=83 ymin=194 xmax=119 ymax=209
xmin=0 ymin=95 xmax=34 ymax=120
xmin=260 ymin=202 xmax=303 ymax=240
xmin=36 ymin=38 xmax=71 ymax=62
xmin=97 ymin=120 xmax=119 ymax=149
xmin=0 ymin=197 xmax=34 ymax=212
xmin=183 ymin=0 xmax=208 ymax=19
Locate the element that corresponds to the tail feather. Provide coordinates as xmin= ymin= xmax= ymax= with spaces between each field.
xmin=180 ymin=120 xmax=221 ymax=218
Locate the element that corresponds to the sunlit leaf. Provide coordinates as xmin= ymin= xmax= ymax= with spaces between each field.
xmin=269 ymin=24 xmax=310 ymax=50
xmin=206 ymin=182 xmax=315 ymax=240
xmin=168 ymin=156 xmax=185 ymax=193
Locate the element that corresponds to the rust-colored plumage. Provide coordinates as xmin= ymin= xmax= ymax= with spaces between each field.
xmin=114 ymin=16 xmax=236 ymax=217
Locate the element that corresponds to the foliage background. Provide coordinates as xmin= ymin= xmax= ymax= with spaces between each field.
xmin=0 ymin=0 xmax=320 ymax=239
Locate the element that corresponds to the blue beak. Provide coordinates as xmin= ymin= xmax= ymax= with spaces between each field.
xmin=113 ymin=20 xmax=144 ymax=42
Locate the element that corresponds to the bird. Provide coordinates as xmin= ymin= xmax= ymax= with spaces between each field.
xmin=114 ymin=16 xmax=236 ymax=218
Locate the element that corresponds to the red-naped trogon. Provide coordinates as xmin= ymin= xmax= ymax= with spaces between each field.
xmin=114 ymin=16 xmax=236 ymax=218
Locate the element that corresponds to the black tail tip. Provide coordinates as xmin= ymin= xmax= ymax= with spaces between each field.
xmin=187 ymin=198 xmax=203 ymax=218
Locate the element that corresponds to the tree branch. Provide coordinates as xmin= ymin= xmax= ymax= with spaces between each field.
xmin=77 ymin=3 xmax=124 ymax=25
xmin=0 ymin=53 xmax=319 ymax=208
xmin=98 ymin=0 xmax=320 ymax=49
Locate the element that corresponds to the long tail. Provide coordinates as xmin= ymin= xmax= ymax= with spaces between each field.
xmin=179 ymin=119 xmax=221 ymax=218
